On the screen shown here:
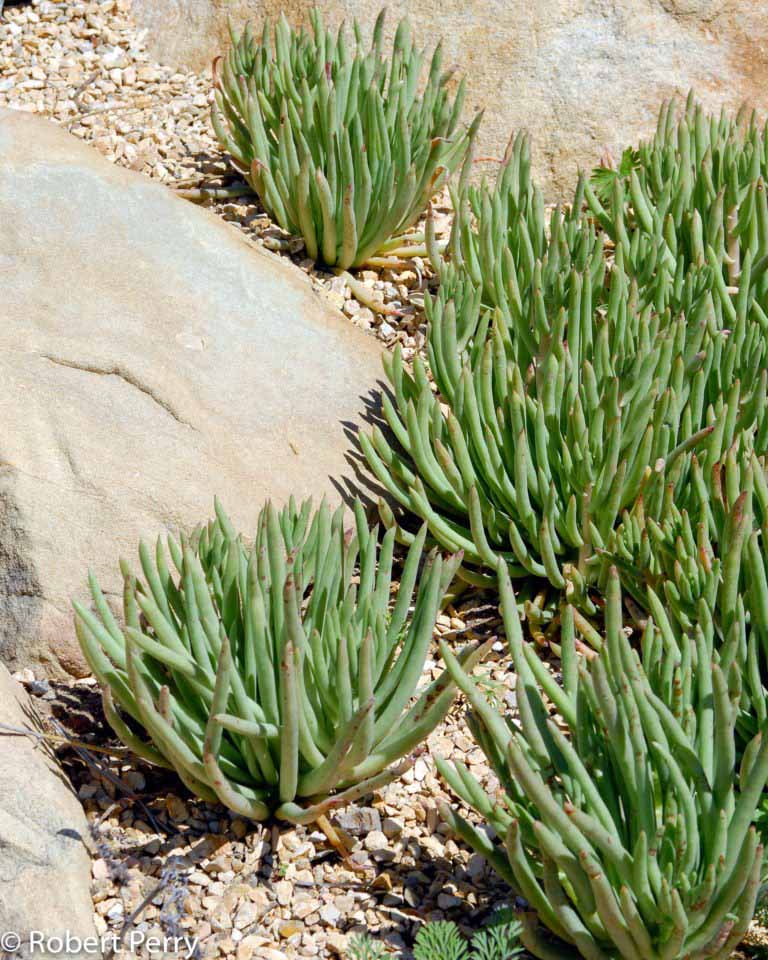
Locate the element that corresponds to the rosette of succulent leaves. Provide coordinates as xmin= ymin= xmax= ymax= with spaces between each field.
xmin=362 ymin=95 xmax=768 ymax=620
xmin=437 ymin=562 xmax=768 ymax=960
xmin=74 ymin=498 xmax=489 ymax=827
xmin=212 ymin=10 xmax=481 ymax=268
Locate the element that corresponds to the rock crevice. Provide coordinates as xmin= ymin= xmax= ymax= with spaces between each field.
xmin=41 ymin=354 xmax=198 ymax=430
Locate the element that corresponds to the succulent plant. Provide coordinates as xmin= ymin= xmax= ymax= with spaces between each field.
xmin=587 ymin=92 xmax=768 ymax=301
xmin=362 ymin=104 xmax=768 ymax=604
xmin=74 ymin=498 xmax=489 ymax=824
xmin=212 ymin=10 xmax=480 ymax=269
xmin=430 ymin=132 xmax=602 ymax=351
xmin=361 ymin=254 xmax=768 ymax=605
xmin=606 ymin=434 xmax=768 ymax=750
xmin=348 ymin=935 xmax=390 ymax=960
xmin=437 ymin=563 xmax=768 ymax=959
xmin=605 ymin=436 xmax=758 ymax=615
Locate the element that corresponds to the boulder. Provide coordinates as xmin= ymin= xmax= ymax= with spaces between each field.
xmin=0 ymin=666 xmax=97 ymax=958
xmin=128 ymin=0 xmax=768 ymax=198
xmin=0 ymin=108 xmax=384 ymax=678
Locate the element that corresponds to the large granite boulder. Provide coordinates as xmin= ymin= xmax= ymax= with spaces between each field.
xmin=0 ymin=108 xmax=383 ymax=679
xmin=128 ymin=0 xmax=768 ymax=198
xmin=0 ymin=666 xmax=97 ymax=958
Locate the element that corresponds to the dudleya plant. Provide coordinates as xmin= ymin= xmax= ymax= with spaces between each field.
xmin=362 ymin=106 xmax=768 ymax=607
xmin=606 ymin=433 xmax=768 ymax=750
xmin=588 ymin=92 xmax=768 ymax=304
xmin=437 ymin=564 xmax=768 ymax=960
xmin=212 ymin=10 xmax=480 ymax=269
xmin=74 ymin=497 xmax=489 ymax=823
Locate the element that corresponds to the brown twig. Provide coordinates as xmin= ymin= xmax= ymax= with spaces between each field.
xmin=315 ymin=813 xmax=371 ymax=875
xmin=336 ymin=270 xmax=403 ymax=317
xmin=0 ymin=721 xmax=130 ymax=756
xmin=72 ymin=69 xmax=100 ymax=110
xmin=67 ymin=101 xmax=136 ymax=128
xmin=103 ymin=877 xmax=169 ymax=960
xmin=49 ymin=719 xmax=169 ymax=836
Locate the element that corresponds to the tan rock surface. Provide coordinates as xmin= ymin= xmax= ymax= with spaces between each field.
xmin=0 ymin=666 xmax=97 ymax=958
xmin=0 ymin=107 xmax=384 ymax=678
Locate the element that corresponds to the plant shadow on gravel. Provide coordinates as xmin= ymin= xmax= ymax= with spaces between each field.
xmin=41 ymin=656 xmax=516 ymax=954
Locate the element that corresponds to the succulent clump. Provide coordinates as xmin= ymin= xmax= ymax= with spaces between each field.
xmin=212 ymin=10 xmax=480 ymax=269
xmin=363 ymin=99 xmax=768 ymax=608
xmin=438 ymin=564 xmax=768 ymax=960
xmin=74 ymin=498 xmax=487 ymax=823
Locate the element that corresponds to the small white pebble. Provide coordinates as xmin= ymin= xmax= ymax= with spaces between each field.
xmin=413 ymin=758 xmax=428 ymax=781
xmin=320 ymin=903 xmax=341 ymax=925
xmin=364 ymin=830 xmax=388 ymax=852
